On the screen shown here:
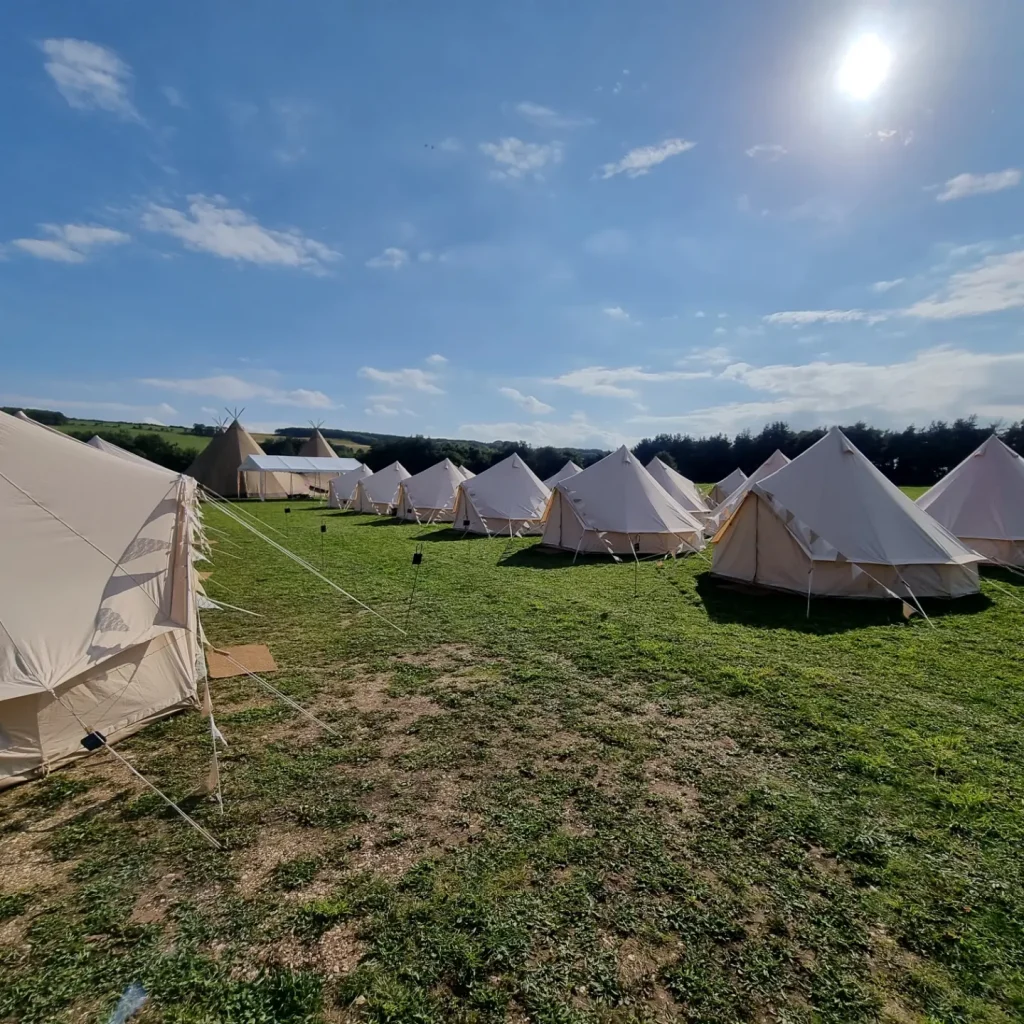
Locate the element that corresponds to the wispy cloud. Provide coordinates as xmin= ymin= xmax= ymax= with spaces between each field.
xmin=745 ymin=143 xmax=787 ymax=161
xmin=41 ymin=38 xmax=140 ymax=120
xmin=358 ymin=366 xmax=443 ymax=394
xmin=498 ymin=387 xmax=554 ymax=415
xmin=364 ymin=403 xmax=403 ymax=417
xmin=140 ymin=375 xmax=334 ymax=408
xmin=479 ymin=137 xmax=563 ymax=181
xmin=763 ymin=309 xmax=886 ymax=326
xmin=366 ymin=247 xmax=409 ymax=270
xmin=872 ymin=278 xmax=905 ymax=293
xmin=936 ymin=169 xmax=1021 ymax=202
xmin=602 ymin=305 xmax=633 ymax=322
xmin=458 ymin=412 xmax=627 ymax=448
xmin=904 ymin=249 xmax=1024 ymax=319
xmin=425 ymin=354 xmax=447 ymax=365
xmin=545 ymin=365 xmax=711 ymax=399
xmin=680 ymin=346 xmax=732 ymax=367
xmin=599 ymin=138 xmax=695 ymax=180
xmin=513 ymin=101 xmax=593 ymax=130
xmin=1 ymin=395 xmax=177 ymax=419
xmin=141 ymin=195 xmax=339 ymax=272
xmin=12 ymin=223 xmax=130 ymax=263
xmin=161 ymin=86 xmax=186 ymax=109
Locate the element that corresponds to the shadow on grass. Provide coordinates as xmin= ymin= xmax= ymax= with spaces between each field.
xmin=695 ymin=572 xmax=993 ymax=634
xmin=415 ymin=527 xmax=495 ymax=543
xmin=980 ymin=564 xmax=1024 ymax=588
xmin=499 ymin=545 xmax=625 ymax=569
xmin=357 ymin=516 xmax=412 ymax=527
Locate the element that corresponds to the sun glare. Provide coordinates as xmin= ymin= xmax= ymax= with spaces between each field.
xmin=836 ymin=33 xmax=893 ymax=100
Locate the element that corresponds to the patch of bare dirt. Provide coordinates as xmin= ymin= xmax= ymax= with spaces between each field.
xmin=236 ymin=828 xmax=329 ymax=897
xmin=129 ymin=870 xmax=180 ymax=926
xmin=0 ymin=830 xmax=69 ymax=894
xmin=614 ymin=935 xmax=680 ymax=989
xmin=395 ymin=644 xmax=477 ymax=670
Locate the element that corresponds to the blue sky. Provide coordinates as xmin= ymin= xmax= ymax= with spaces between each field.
xmin=2 ymin=0 xmax=1024 ymax=448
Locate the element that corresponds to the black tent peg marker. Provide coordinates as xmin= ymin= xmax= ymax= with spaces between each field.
xmin=80 ymin=731 xmax=107 ymax=751
xmin=412 ymin=551 xmax=423 ymax=565
xmin=321 ymin=523 xmax=327 ymax=533
xmin=284 ymin=507 xmax=291 ymax=514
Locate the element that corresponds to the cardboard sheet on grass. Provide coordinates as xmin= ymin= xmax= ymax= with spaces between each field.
xmin=207 ymin=644 xmax=278 ymax=679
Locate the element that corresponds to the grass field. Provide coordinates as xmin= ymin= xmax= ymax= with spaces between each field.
xmin=1 ymin=502 xmax=1021 ymax=1023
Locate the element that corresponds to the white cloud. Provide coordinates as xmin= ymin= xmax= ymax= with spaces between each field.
xmin=745 ymin=143 xmax=787 ymax=160
xmin=694 ymin=310 xmax=706 ymax=318
xmin=141 ymin=195 xmax=338 ymax=272
xmin=40 ymin=38 xmax=139 ymax=120
xmin=872 ymin=277 xmax=905 ymax=293
xmin=680 ymin=346 xmax=732 ymax=367
xmin=599 ymin=138 xmax=695 ymax=180
xmin=12 ymin=223 xmax=130 ymax=263
xmin=425 ymin=354 xmax=447 ymax=365
xmin=365 ymin=393 xmax=401 ymax=402
xmin=162 ymin=86 xmax=186 ymax=108
xmin=513 ymin=101 xmax=593 ymax=129
xmin=499 ymin=387 xmax=554 ymax=415
xmin=764 ymin=308 xmax=886 ymax=326
xmin=140 ymin=375 xmax=334 ymax=408
xmin=437 ymin=137 xmax=462 ymax=152
xmin=1 ymin=396 xmax=177 ymax=419
xmin=904 ymin=249 xmax=1024 ymax=319
xmin=364 ymin=403 xmax=402 ymax=417
xmin=629 ymin=346 xmax=1024 ymax=433
xmin=602 ymin=305 xmax=632 ymax=322
xmin=458 ymin=411 xmax=627 ymax=448
xmin=358 ymin=366 xmax=443 ymax=394
xmin=713 ymin=326 xmax=727 ymax=335
xmin=936 ymin=169 xmax=1021 ymax=203
xmin=479 ymin=137 xmax=563 ymax=180
xmin=366 ymin=247 xmax=409 ymax=270
xmin=544 ymin=365 xmax=712 ymax=399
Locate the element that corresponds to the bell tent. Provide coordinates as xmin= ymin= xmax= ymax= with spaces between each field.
xmin=87 ymin=435 xmax=167 ymax=473
xmin=352 ymin=462 xmax=411 ymax=514
xmin=645 ymin=458 xmax=709 ymax=519
xmin=186 ymin=419 xmax=303 ymax=499
xmin=0 ymin=409 xmax=204 ymax=787
xmin=328 ymin=464 xmax=373 ymax=508
xmin=708 ymin=467 xmax=747 ymax=505
xmin=711 ymin=427 xmax=981 ymax=599
xmin=452 ymin=454 xmax=550 ymax=536
xmin=916 ymin=435 xmax=1024 ymax=565
xmin=542 ymin=446 xmax=705 ymax=558
xmin=543 ymin=460 xmax=582 ymax=488
xmin=707 ymin=450 xmax=790 ymax=529
xmin=396 ymin=459 xmax=465 ymax=522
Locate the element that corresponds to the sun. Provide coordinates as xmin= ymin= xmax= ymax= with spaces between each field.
xmin=836 ymin=33 xmax=893 ymax=100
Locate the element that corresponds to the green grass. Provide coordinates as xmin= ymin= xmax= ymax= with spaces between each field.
xmin=55 ymin=419 xmax=214 ymax=452
xmin=1 ymin=503 xmax=1021 ymax=1022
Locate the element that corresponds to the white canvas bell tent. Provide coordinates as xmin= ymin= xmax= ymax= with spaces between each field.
xmin=917 ymin=435 xmax=1024 ymax=566
xmin=542 ymin=446 xmax=705 ymax=558
xmin=298 ymin=428 xmax=338 ymax=459
xmin=711 ymin=427 xmax=981 ymax=600
xmin=395 ymin=459 xmax=465 ymax=522
xmin=708 ymin=467 xmax=747 ymax=505
xmin=186 ymin=419 xmax=304 ymax=500
xmin=452 ymin=453 xmax=550 ymax=536
xmin=328 ymin=464 xmax=373 ymax=508
xmin=707 ymin=450 xmax=791 ymax=530
xmin=543 ymin=460 xmax=582 ymax=488
xmin=458 ymin=466 xmax=475 ymax=479
xmin=87 ymin=435 xmax=169 ymax=473
xmin=645 ymin=458 xmax=709 ymax=518
xmin=352 ymin=461 xmax=411 ymax=514
xmin=0 ymin=409 xmax=205 ymax=787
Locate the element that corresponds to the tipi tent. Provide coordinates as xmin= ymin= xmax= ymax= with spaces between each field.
xmin=917 ymin=435 xmax=1024 ymax=565
xmin=543 ymin=460 xmax=582 ymax=488
xmin=186 ymin=419 xmax=304 ymax=499
xmin=0 ymin=409 xmax=204 ymax=787
xmin=396 ymin=459 xmax=465 ymax=522
xmin=452 ymin=454 xmax=549 ymax=535
xmin=708 ymin=467 xmax=747 ymax=505
xmin=542 ymin=447 xmax=705 ymax=557
xmin=298 ymin=429 xmax=337 ymax=459
xmin=711 ymin=427 xmax=981 ymax=599
xmin=645 ymin=458 xmax=709 ymax=519
xmin=352 ymin=462 xmax=411 ymax=514
xmin=87 ymin=435 xmax=167 ymax=473
xmin=707 ymin=450 xmax=790 ymax=529
xmin=328 ymin=464 xmax=372 ymax=508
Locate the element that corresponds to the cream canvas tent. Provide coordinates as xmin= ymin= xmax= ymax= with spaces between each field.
xmin=542 ymin=447 xmax=705 ymax=558
xmin=87 ymin=434 xmax=165 ymax=472
xmin=186 ymin=419 xmax=304 ymax=499
xmin=543 ymin=460 xmax=582 ymax=488
xmin=328 ymin=464 xmax=372 ymax=508
xmin=0 ymin=409 xmax=204 ymax=787
xmin=458 ymin=466 xmax=475 ymax=479
xmin=396 ymin=459 xmax=465 ymax=522
xmin=917 ymin=435 xmax=1024 ymax=565
xmin=352 ymin=461 xmax=411 ymax=514
xmin=645 ymin=458 xmax=709 ymax=519
xmin=453 ymin=453 xmax=550 ymax=536
xmin=709 ymin=467 xmax=747 ymax=505
xmin=707 ymin=450 xmax=790 ymax=530
xmin=711 ymin=427 xmax=981 ymax=599
xmin=298 ymin=429 xmax=337 ymax=458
